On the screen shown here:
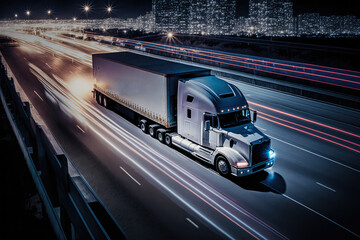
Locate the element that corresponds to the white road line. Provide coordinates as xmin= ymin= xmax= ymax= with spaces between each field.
xmin=268 ymin=134 xmax=360 ymax=173
xmin=186 ymin=218 xmax=199 ymax=229
xmin=76 ymin=125 xmax=86 ymax=133
xmin=256 ymin=126 xmax=267 ymax=131
xmin=45 ymin=63 xmax=52 ymax=69
xmin=261 ymin=182 xmax=359 ymax=238
xmin=120 ymin=166 xmax=141 ymax=186
xmin=316 ymin=182 xmax=336 ymax=192
xmin=33 ymin=90 xmax=44 ymax=101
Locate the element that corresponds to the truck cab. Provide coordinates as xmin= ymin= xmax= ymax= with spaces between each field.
xmin=173 ymin=76 xmax=275 ymax=176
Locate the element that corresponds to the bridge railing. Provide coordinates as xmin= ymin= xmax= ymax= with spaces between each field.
xmin=0 ymin=53 xmax=126 ymax=240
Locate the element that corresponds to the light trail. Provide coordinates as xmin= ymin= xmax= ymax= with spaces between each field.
xmin=257 ymin=110 xmax=360 ymax=149
xmin=260 ymin=115 xmax=360 ymax=154
xmin=105 ymin=37 xmax=360 ymax=88
xmin=126 ymin=38 xmax=360 ymax=80
xmin=249 ymin=101 xmax=360 ymax=139
xmin=113 ymin=40 xmax=360 ymax=91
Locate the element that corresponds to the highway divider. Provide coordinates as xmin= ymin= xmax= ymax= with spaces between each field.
xmin=0 ymin=53 xmax=126 ymax=240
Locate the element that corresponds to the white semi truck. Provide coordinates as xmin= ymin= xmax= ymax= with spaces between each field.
xmin=93 ymin=52 xmax=275 ymax=177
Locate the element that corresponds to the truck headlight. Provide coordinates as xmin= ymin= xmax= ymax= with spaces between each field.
xmin=269 ymin=149 xmax=276 ymax=159
xmin=236 ymin=161 xmax=249 ymax=168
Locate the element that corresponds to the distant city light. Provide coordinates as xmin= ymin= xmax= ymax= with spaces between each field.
xmin=14 ymin=14 xmax=18 ymax=18
xmin=26 ymin=10 xmax=30 ymax=16
xmin=73 ymin=17 xmax=77 ymax=21
xmin=47 ymin=10 xmax=51 ymax=15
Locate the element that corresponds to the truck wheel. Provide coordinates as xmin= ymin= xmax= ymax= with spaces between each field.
xmin=140 ymin=120 xmax=148 ymax=133
xmin=96 ymin=92 xmax=101 ymax=105
xmin=149 ymin=125 xmax=159 ymax=138
xmin=100 ymin=94 xmax=104 ymax=106
xmin=216 ymin=155 xmax=230 ymax=176
xmin=157 ymin=129 xmax=165 ymax=143
xmin=165 ymin=134 xmax=172 ymax=147
xmin=103 ymin=96 xmax=108 ymax=108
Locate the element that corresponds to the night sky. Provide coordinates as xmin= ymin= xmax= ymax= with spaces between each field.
xmin=0 ymin=0 xmax=359 ymax=20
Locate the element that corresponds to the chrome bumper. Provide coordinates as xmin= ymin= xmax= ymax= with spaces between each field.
xmin=231 ymin=160 xmax=275 ymax=177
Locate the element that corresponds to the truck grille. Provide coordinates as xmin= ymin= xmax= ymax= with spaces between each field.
xmin=252 ymin=141 xmax=270 ymax=166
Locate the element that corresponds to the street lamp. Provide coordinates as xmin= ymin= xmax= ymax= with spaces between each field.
xmin=107 ymin=6 xmax=112 ymax=14
xmin=47 ymin=10 xmax=51 ymax=19
xmin=25 ymin=10 xmax=30 ymax=20
xmin=167 ymin=32 xmax=173 ymax=38
xmin=73 ymin=17 xmax=77 ymax=21
xmin=84 ymin=5 xmax=90 ymax=18
xmin=14 ymin=13 xmax=18 ymax=19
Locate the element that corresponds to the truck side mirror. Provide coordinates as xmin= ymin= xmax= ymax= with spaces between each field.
xmin=251 ymin=110 xmax=257 ymax=123
xmin=204 ymin=120 xmax=210 ymax=131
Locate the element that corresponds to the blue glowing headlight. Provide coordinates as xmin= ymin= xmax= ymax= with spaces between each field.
xmin=269 ymin=149 xmax=276 ymax=159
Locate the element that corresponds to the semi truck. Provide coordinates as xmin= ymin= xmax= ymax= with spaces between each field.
xmin=93 ymin=52 xmax=275 ymax=177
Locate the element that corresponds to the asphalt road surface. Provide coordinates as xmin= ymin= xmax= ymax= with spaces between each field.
xmin=1 ymin=30 xmax=359 ymax=240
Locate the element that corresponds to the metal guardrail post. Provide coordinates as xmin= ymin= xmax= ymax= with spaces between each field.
xmin=56 ymin=154 xmax=72 ymax=239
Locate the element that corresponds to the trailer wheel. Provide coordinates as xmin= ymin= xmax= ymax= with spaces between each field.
xmin=100 ymin=94 xmax=104 ymax=106
xmin=216 ymin=155 xmax=230 ymax=177
xmin=96 ymin=92 xmax=101 ymax=105
xmin=140 ymin=120 xmax=148 ymax=133
xmin=165 ymin=134 xmax=172 ymax=147
xmin=103 ymin=96 xmax=108 ymax=108
xmin=149 ymin=124 xmax=160 ymax=138
xmin=157 ymin=129 xmax=165 ymax=143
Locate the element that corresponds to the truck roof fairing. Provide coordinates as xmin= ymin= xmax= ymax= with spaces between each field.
xmin=186 ymin=76 xmax=248 ymax=112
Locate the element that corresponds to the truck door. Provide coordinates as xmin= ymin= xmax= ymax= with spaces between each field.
xmin=203 ymin=114 xmax=218 ymax=149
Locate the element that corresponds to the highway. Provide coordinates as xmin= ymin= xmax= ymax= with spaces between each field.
xmin=1 ymin=29 xmax=359 ymax=239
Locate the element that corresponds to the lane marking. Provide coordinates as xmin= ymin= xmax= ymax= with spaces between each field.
xmin=33 ymin=90 xmax=44 ymax=101
xmin=268 ymin=134 xmax=360 ymax=173
xmin=76 ymin=125 xmax=86 ymax=133
xmin=120 ymin=166 xmax=141 ymax=186
xmin=316 ymin=182 xmax=336 ymax=192
xmin=45 ymin=63 xmax=53 ymax=69
xmin=261 ymin=182 xmax=359 ymax=238
xmin=256 ymin=126 xmax=267 ymax=131
xmin=186 ymin=218 xmax=199 ymax=229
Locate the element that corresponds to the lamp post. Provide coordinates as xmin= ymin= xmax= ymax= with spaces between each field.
xmin=26 ymin=10 xmax=30 ymax=20
xmin=84 ymin=5 xmax=90 ymax=19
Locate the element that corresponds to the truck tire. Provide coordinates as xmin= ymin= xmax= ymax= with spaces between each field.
xmin=103 ymin=96 xmax=108 ymax=109
xmin=216 ymin=155 xmax=230 ymax=176
xmin=149 ymin=124 xmax=160 ymax=138
xmin=157 ymin=129 xmax=165 ymax=143
xmin=96 ymin=92 xmax=101 ymax=105
xmin=165 ymin=133 xmax=172 ymax=147
xmin=140 ymin=120 xmax=148 ymax=133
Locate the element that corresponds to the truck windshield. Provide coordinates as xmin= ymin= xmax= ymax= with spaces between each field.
xmin=219 ymin=109 xmax=250 ymax=128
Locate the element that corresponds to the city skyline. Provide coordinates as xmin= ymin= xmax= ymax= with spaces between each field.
xmin=0 ymin=0 xmax=360 ymax=20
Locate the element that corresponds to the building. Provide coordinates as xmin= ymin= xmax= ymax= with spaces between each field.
xmin=152 ymin=0 xmax=178 ymax=32
xmin=248 ymin=0 xmax=294 ymax=36
xmin=297 ymin=13 xmax=320 ymax=35
xmin=153 ymin=0 xmax=236 ymax=35
xmin=206 ymin=0 xmax=236 ymax=35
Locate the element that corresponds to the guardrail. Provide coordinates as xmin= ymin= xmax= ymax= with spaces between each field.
xmin=0 ymin=54 xmax=126 ymax=240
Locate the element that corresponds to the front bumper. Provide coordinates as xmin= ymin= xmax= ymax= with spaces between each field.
xmin=231 ymin=160 xmax=275 ymax=177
